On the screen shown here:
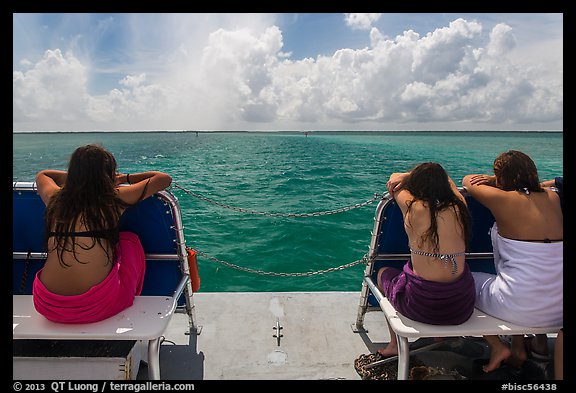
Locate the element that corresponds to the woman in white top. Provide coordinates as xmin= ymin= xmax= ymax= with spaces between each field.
xmin=462 ymin=150 xmax=563 ymax=373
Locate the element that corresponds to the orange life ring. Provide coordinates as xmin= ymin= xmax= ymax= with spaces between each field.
xmin=186 ymin=247 xmax=201 ymax=292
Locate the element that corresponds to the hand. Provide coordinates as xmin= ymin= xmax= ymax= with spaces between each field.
xmin=386 ymin=172 xmax=409 ymax=195
xmin=115 ymin=173 xmax=126 ymax=185
xmin=468 ymin=174 xmax=496 ymax=186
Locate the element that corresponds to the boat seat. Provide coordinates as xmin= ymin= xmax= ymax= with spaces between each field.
xmin=13 ymin=281 xmax=186 ymax=379
xmin=12 ymin=182 xmax=197 ymax=380
xmin=353 ymin=188 xmax=562 ymax=379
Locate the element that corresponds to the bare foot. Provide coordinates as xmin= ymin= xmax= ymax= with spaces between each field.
xmin=377 ymin=345 xmax=398 ymax=358
xmin=484 ymin=342 xmax=512 ymax=373
xmin=510 ymin=336 xmax=528 ymax=365
xmin=510 ymin=334 xmax=549 ymax=366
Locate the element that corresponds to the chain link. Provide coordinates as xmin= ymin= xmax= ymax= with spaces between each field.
xmin=194 ymin=248 xmax=369 ymax=277
xmin=172 ymin=182 xmax=384 ymax=218
xmin=171 ymin=181 xmax=378 ymax=276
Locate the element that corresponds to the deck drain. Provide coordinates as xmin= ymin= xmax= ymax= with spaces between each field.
xmin=267 ymin=349 xmax=287 ymax=365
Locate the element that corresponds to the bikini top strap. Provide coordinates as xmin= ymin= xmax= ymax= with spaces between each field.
xmin=410 ymin=248 xmax=465 ymax=275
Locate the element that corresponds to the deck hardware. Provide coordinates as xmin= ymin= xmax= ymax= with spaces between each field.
xmin=365 ymin=340 xmax=445 ymax=369
xmin=273 ymin=319 xmax=283 ymax=346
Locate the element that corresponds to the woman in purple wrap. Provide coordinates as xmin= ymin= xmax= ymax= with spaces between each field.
xmin=33 ymin=144 xmax=172 ymax=323
xmin=377 ymin=162 xmax=475 ymax=358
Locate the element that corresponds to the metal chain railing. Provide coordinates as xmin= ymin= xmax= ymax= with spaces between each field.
xmin=194 ymin=248 xmax=369 ymax=277
xmin=172 ymin=182 xmax=384 ymax=218
xmin=170 ymin=181 xmax=381 ymax=276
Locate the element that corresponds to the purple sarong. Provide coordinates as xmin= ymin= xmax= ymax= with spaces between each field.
xmin=378 ymin=261 xmax=475 ymax=325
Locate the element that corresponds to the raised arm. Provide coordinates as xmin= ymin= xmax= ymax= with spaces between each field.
xmin=386 ymin=172 xmax=409 ymax=195
xmin=448 ymin=175 xmax=466 ymax=204
xmin=462 ymin=174 xmax=507 ymax=212
xmin=540 ymin=177 xmax=562 ymax=189
xmin=116 ymin=171 xmax=172 ymax=206
xmin=35 ymin=170 xmax=67 ymax=205
xmin=386 ymin=172 xmax=413 ymax=216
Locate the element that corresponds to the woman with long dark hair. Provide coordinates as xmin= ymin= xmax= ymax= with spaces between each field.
xmin=463 ymin=150 xmax=563 ymax=373
xmin=33 ymin=143 xmax=172 ymax=323
xmin=377 ymin=162 xmax=475 ymax=358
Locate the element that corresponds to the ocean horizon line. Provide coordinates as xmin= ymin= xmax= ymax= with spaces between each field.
xmin=12 ymin=129 xmax=563 ymax=135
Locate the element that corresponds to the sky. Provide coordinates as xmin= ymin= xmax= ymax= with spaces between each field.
xmin=13 ymin=13 xmax=563 ymax=132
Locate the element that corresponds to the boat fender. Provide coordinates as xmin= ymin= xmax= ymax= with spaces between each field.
xmin=186 ymin=247 xmax=201 ymax=292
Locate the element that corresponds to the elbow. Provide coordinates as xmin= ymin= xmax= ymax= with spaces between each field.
xmin=35 ymin=170 xmax=47 ymax=183
xmin=161 ymin=173 xmax=172 ymax=189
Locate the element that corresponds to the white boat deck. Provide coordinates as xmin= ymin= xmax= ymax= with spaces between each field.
xmin=154 ymin=291 xmax=389 ymax=380
xmin=140 ymin=291 xmax=555 ymax=381
xmin=13 ymin=291 xmax=555 ymax=381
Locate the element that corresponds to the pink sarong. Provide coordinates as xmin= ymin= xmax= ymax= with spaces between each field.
xmin=32 ymin=231 xmax=146 ymax=324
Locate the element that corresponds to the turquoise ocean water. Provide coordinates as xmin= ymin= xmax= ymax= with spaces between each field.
xmin=13 ymin=131 xmax=563 ymax=293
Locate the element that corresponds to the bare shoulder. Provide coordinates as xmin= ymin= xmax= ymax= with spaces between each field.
xmin=544 ymin=187 xmax=560 ymax=199
xmin=408 ymin=199 xmax=427 ymax=211
xmin=404 ymin=199 xmax=428 ymax=220
xmin=540 ymin=188 xmax=562 ymax=210
xmin=393 ymin=189 xmax=414 ymax=215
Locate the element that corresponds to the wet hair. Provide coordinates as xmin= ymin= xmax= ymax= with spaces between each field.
xmin=403 ymin=162 xmax=472 ymax=252
xmin=44 ymin=144 xmax=129 ymax=267
xmin=493 ymin=150 xmax=544 ymax=193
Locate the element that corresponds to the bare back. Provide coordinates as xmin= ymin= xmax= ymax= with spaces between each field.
xmin=402 ymin=200 xmax=468 ymax=282
xmin=462 ymin=175 xmax=563 ymax=242
xmin=35 ymin=169 xmax=172 ymax=296
xmin=41 ymin=224 xmax=117 ymax=295
xmin=489 ymin=189 xmax=563 ymax=241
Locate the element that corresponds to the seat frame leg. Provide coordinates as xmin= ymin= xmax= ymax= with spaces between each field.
xmin=147 ymin=337 xmax=161 ymax=380
xmin=397 ymin=334 xmax=410 ymax=380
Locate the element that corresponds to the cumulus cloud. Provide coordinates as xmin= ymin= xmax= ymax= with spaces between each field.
xmin=13 ymin=16 xmax=563 ymax=131
xmin=86 ymin=74 xmax=174 ymax=126
xmin=13 ymin=49 xmax=89 ymax=123
xmin=344 ymin=13 xmax=382 ymax=31
xmin=486 ymin=23 xmax=517 ymax=57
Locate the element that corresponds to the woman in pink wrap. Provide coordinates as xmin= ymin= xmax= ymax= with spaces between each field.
xmin=33 ymin=144 xmax=172 ymax=324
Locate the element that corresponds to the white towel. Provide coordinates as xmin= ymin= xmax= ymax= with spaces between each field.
xmin=472 ymin=222 xmax=563 ymax=327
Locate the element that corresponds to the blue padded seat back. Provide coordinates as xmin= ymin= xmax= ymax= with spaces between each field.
xmin=119 ymin=195 xmax=182 ymax=298
xmin=13 ymin=188 xmax=46 ymax=254
xmin=465 ymin=195 xmax=497 ymax=274
xmin=13 ymin=188 xmax=47 ymax=295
